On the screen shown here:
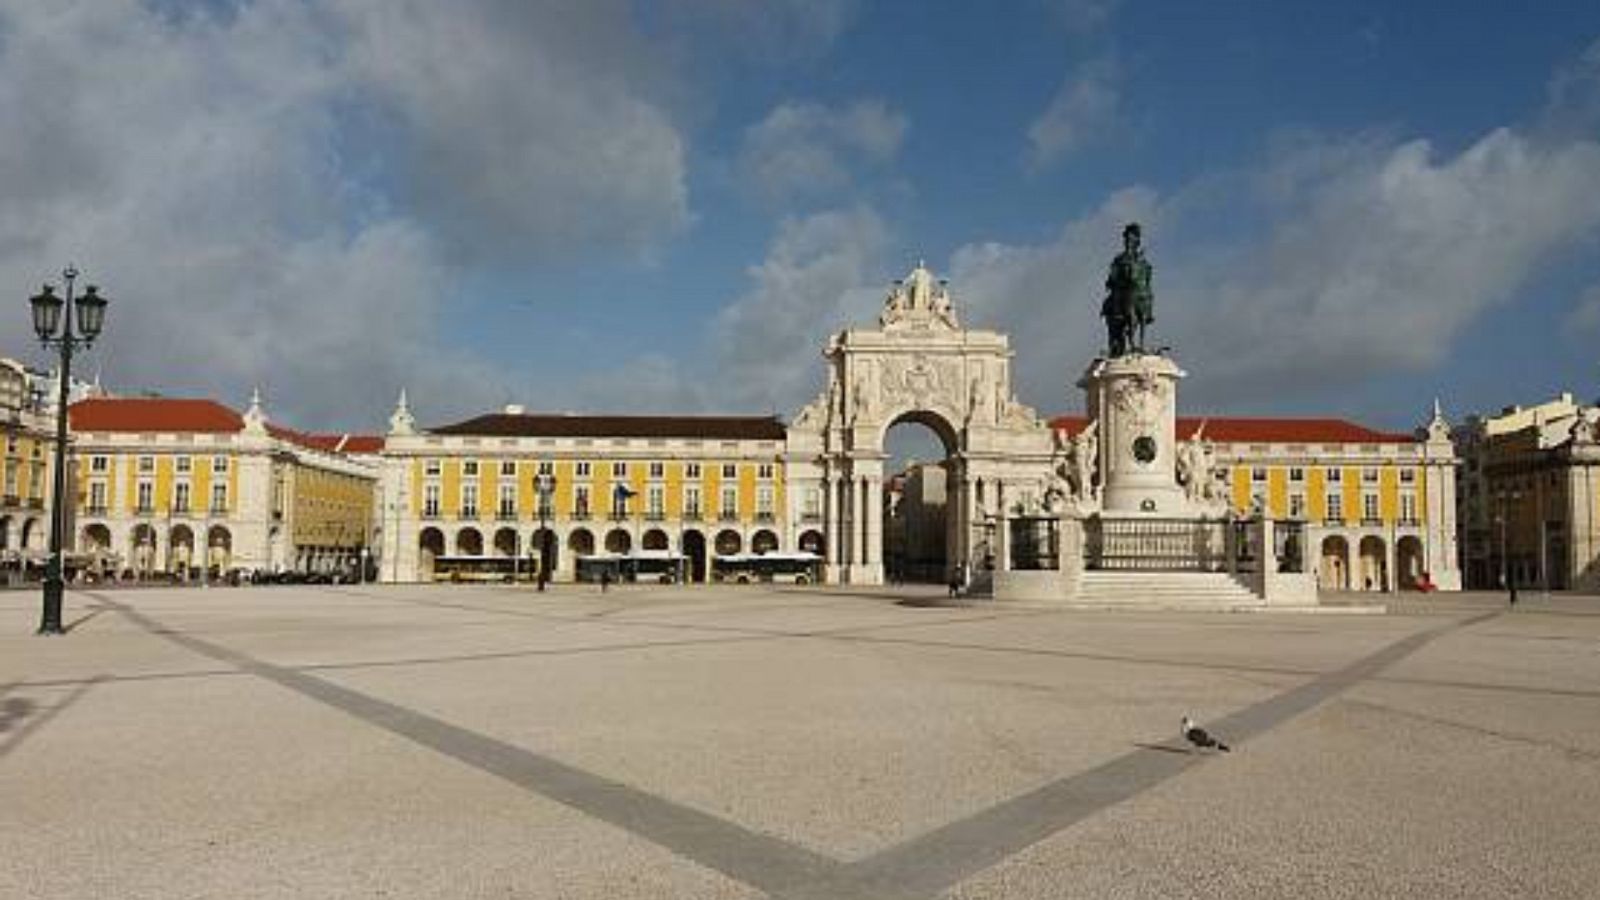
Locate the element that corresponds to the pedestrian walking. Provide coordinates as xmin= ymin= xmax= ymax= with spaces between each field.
xmin=1508 ymin=573 xmax=1517 ymax=607
xmin=600 ymin=570 xmax=611 ymax=594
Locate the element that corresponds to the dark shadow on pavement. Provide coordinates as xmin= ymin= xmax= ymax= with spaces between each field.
xmin=1132 ymin=742 xmax=1193 ymax=756
xmin=63 ymin=605 xmax=109 ymax=633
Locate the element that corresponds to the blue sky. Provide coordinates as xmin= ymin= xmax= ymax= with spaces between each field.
xmin=3 ymin=0 xmax=1600 ymax=435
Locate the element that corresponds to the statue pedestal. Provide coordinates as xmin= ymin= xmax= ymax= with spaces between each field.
xmin=1080 ymin=354 xmax=1188 ymax=516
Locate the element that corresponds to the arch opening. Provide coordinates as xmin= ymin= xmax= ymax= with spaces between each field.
xmin=883 ymin=416 xmax=958 ymax=584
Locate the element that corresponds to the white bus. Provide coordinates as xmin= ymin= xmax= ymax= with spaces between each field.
xmin=711 ymin=552 xmax=822 ymax=585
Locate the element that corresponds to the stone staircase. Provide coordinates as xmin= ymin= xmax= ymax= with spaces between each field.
xmin=1073 ymin=570 xmax=1263 ymax=609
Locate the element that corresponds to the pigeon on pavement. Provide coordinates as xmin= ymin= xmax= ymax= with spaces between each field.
xmin=1182 ymin=716 xmax=1231 ymax=753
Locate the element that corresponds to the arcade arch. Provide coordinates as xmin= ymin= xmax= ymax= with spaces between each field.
xmin=418 ymin=527 xmax=445 ymax=579
xmin=681 ymin=530 xmax=707 ymax=582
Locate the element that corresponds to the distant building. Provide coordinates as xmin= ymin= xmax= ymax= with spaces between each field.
xmin=1 ymin=358 xmax=54 ymax=575
xmin=883 ymin=461 xmax=949 ymax=583
xmin=1454 ymin=392 xmax=1600 ymax=591
xmin=67 ymin=391 xmax=380 ymax=579
xmin=1051 ymin=408 xmax=1461 ymax=593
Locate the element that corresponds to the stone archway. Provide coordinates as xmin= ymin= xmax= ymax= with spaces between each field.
xmin=1396 ymin=535 xmax=1424 ymax=590
xmin=419 ymin=527 xmax=445 ymax=579
xmin=785 ymin=263 xmax=1052 ymax=585
xmin=1358 ymin=535 xmax=1387 ymax=592
xmin=1320 ymin=535 xmax=1350 ymax=591
xmin=681 ymin=530 xmax=707 ymax=583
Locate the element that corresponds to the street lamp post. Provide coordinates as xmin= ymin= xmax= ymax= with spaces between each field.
xmin=535 ymin=472 xmax=556 ymax=591
xmin=1497 ymin=489 xmax=1521 ymax=594
xmin=28 ymin=266 xmax=109 ymax=635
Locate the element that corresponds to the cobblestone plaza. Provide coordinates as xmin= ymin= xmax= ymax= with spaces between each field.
xmin=4 ymin=584 xmax=1597 ymax=899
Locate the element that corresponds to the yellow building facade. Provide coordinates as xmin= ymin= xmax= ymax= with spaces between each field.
xmin=1 ymin=358 xmax=54 ymax=575
xmin=68 ymin=392 xmax=380 ymax=579
xmin=381 ymin=400 xmax=797 ymax=582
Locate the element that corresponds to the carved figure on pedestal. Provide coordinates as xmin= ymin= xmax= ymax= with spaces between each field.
xmin=1074 ymin=422 xmax=1099 ymax=501
xmin=1177 ymin=422 xmax=1211 ymax=504
xmin=1572 ymin=408 xmax=1600 ymax=445
xmin=1100 ymin=223 xmax=1155 ymax=357
xmin=1044 ymin=428 xmax=1073 ymax=514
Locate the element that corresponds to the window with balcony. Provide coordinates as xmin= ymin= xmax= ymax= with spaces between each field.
xmin=1288 ymin=492 xmax=1305 ymax=520
xmin=720 ymin=486 xmax=738 ymax=520
xmin=803 ymin=488 xmax=821 ymax=521
xmin=211 ymin=482 xmax=228 ymax=513
xmin=1362 ymin=493 xmax=1380 ymax=524
xmin=684 ymin=486 xmax=702 ymax=519
xmin=1325 ymin=493 xmax=1343 ymax=523
xmin=174 ymin=482 xmax=191 ymax=513
xmin=89 ymin=481 xmax=107 ymax=514
xmin=1400 ymin=492 xmax=1418 ymax=525
xmin=574 ymin=485 xmax=591 ymax=519
xmin=422 ymin=483 xmax=440 ymax=517
xmin=647 ymin=485 xmax=664 ymax=519
xmin=137 ymin=480 xmax=154 ymax=513
xmin=756 ymin=486 xmax=774 ymax=521
xmin=461 ymin=484 xmax=478 ymax=518
xmin=497 ymin=483 xmax=517 ymax=519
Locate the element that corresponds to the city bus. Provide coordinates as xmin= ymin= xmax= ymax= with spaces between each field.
xmin=710 ymin=552 xmax=822 ymax=585
xmin=430 ymin=554 xmax=536 ymax=583
xmin=575 ymin=551 xmax=686 ymax=584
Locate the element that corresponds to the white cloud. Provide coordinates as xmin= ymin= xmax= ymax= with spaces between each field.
xmin=0 ymin=0 xmax=691 ymax=429
xmin=738 ymin=100 xmax=908 ymax=204
xmin=711 ymin=207 xmax=891 ymax=412
xmin=1026 ymin=57 xmax=1119 ymax=170
xmin=956 ymin=125 xmax=1600 ymax=413
xmin=333 ymin=0 xmax=690 ymax=261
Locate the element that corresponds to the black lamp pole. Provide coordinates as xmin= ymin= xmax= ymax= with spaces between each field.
xmin=535 ymin=472 xmax=555 ymax=591
xmin=28 ymin=265 xmax=109 ymax=635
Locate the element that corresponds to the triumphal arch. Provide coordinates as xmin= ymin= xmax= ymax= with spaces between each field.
xmin=785 ymin=264 xmax=1055 ymax=585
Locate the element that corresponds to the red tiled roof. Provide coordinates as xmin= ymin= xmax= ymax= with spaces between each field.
xmin=431 ymin=413 xmax=787 ymax=441
xmin=68 ymin=398 xmax=383 ymax=454
xmin=1047 ymin=415 xmax=1415 ymax=444
xmin=291 ymin=432 xmax=385 ymax=454
xmin=69 ymin=398 xmax=244 ymax=433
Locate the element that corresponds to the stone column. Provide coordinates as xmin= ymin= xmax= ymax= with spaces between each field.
xmin=865 ymin=473 xmax=884 ymax=582
xmin=996 ymin=480 xmax=1011 ymax=573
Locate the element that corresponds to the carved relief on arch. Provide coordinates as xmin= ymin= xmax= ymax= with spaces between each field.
xmin=880 ymin=353 xmax=963 ymax=412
